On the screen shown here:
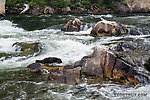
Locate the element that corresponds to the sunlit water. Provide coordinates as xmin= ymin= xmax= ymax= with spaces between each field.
xmin=0 ymin=14 xmax=150 ymax=100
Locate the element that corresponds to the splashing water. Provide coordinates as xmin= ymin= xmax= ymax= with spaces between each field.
xmin=0 ymin=14 xmax=150 ymax=99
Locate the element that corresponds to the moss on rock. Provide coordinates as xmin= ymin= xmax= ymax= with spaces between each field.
xmin=12 ymin=42 xmax=42 ymax=57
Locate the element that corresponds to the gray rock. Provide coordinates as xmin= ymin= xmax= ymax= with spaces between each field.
xmin=44 ymin=6 xmax=54 ymax=14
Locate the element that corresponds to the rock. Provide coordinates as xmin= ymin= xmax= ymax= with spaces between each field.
xmin=126 ymin=0 xmax=150 ymax=12
xmin=63 ymin=67 xmax=81 ymax=84
xmin=44 ymin=6 xmax=54 ymax=14
xmin=77 ymin=46 xmax=150 ymax=84
xmin=0 ymin=52 xmax=12 ymax=59
xmin=61 ymin=18 xmax=87 ymax=32
xmin=48 ymin=73 xmax=78 ymax=85
xmin=109 ymin=41 xmax=150 ymax=69
xmin=114 ymin=2 xmax=130 ymax=14
xmin=36 ymin=57 xmax=62 ymax=64
xmin=90 ymin=20 xmax=129 ymax=36
xmin=27 ymin=47 xmax=150 ymax=85
xmin=27 ymin=63 xmax=42 ymax=73
xmin=12 ymin=42 xmax=42 ymax=57
xmin=71 ymin=7 xmax=86 ymax=14
xmin=62 ymin=7 xmax=71 ymax=13
xmin=31 ymin=5 xmax=41 ymax=15
xmin=0 ymin=0 xmax=5 ymax=16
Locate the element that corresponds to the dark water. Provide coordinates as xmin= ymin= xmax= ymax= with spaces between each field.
xmin=0 ymin=14 xmax=150 ymax=100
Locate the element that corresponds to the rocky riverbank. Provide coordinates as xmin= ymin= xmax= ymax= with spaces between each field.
xmin=1 ymin=0 xmax=150 ymax=16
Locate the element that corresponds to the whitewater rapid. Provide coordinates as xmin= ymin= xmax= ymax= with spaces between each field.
xmin=0 ymin=14 xmax=150 ymax=100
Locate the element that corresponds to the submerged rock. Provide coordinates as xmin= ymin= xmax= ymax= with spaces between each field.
xmin=12 ymin=42 xmax=42 ymax=57
xmin=0 ymin=52 xmax=12 ymax=60
xmin=61 ymin=18 xmax=87 ymax=32
xmin=90 ymin=20 xmax=129 ymax=36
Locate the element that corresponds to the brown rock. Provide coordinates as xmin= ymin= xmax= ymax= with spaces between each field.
xmin=61 ymin=18 xmax=87 ymax=32
xmin=90 ymin=20 xmax=129 ymax=36
xmin=77 ymin=46 xmax=150 ymax=84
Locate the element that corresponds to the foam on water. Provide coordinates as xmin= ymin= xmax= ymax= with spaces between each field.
xmin=0 ymin=20 xmax=24 ymax=35
xmin=0 ymin=16 xmax=150 ymax=99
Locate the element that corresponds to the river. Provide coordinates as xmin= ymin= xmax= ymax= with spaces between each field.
xmin=0 ymin=14 xmax=150 ymax=100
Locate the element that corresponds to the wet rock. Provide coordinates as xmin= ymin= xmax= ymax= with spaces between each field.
xmin=90 ymin=20 xmax=129 ymax=36
xmin=36 ymin=57 xmax=62 ymax=64
xmin=44 ymin=6 xmax=54 ymax=14
xmin=27 ymin=63 xmax=42 ymax=73
xmin=12 ymin=42 xmax=42 ymax=57
xmin=0 ymin=52 xmax=12 ymax=59
xmin=27 ymin=47 xmax=150 ymax=85
xmin=110 ymin=42 xmax=136 ymax=52
xmin=144 ymin=58 xmax=150 ymax=72
xmin=61 ymin=18 xmax=87 ymax=32
xmin=77 ymin=46 xmax=150 ymax=84
xmin=63 ymin=67 xmax=81 ymax=79
xmin=48 ymin=72 xmax=78 ymax=85
xmin=110 ymin=41 xmax=150 ymax=68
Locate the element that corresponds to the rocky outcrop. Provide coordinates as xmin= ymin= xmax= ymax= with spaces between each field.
xmin=0 ymin=0 xmax=5 ymax=16
xmin=61 ymin=18 xmax=87 ymax=32
xmin=126 ymin=0 xmax=150 ymax=12
xmin=76 ymin=47 xmax=150 ymax=84
xmin=27 ymin=47 xmax=150 ymax=85
xmin=90 ymin=20 xmax=129 ymax=36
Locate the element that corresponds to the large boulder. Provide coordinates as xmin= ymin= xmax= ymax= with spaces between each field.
xmin=76 ymin=47 xmax=150 ymax=84
xmin=61 ymin=18 xmax=87 ymax=32
xmin=27 ymin=47 xmax=150 ymax=85
xmin=90 ymin=20 xmax=129 ymax=36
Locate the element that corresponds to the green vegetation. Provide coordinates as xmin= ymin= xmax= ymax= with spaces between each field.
xmin=6 ymin=0 xmax=124 ymax=8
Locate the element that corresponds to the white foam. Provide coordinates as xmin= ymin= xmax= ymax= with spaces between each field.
xmin=0 ymin=20 xmax=24 ymax=35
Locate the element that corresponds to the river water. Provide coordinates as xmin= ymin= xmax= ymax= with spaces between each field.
xmin=0 ymin=14 xmax=150 ymax=100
